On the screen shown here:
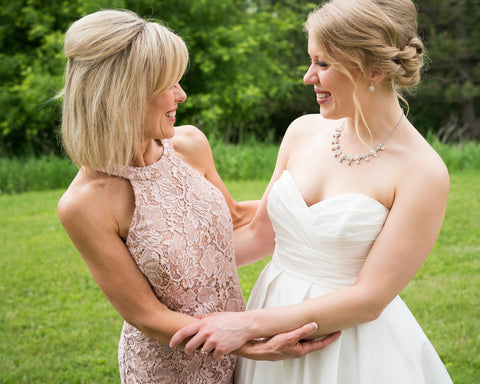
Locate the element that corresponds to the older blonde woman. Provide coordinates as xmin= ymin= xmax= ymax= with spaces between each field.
xmin=58 ymin=9 xmax=337 ymax=384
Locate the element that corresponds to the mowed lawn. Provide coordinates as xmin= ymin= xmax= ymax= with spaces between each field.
xmin=0 ymin=172 xmax=478 ymax=383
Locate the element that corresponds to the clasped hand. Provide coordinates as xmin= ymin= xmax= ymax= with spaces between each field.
xmin=169 ymin=311 xmax=341 ymax=361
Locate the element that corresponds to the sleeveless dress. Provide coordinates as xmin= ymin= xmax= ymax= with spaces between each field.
xmin=112 ymin=139 xmax=245 ymax=383
xmin=235 ymin=170 xmax=453 ymax=384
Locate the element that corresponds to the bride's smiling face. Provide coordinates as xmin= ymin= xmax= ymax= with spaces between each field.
xmin=303 ymin=36 xmax=356 ymax=120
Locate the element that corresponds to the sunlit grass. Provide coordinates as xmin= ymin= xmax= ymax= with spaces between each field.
xmin=0 ymin=170 xmax=477 ymax=383
xmin=0 ymin=190 xmax=120 ymax=383
xmin=401 ymin=171 xmax=480 ymax=382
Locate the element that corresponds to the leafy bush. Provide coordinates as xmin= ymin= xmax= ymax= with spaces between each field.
xmin=0 ymin=155 xmax=77 ymax=194
xmin=0 ymin=0 xmax=317 ymax=156
xmin=430 ymin=138 xmax=480 ymax=171
xmin=2 ymin=0 xmax=478 ymax=157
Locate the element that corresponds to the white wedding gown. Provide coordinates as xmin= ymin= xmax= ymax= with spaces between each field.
xmin=235 ymin=170 xmax=453 ymax=384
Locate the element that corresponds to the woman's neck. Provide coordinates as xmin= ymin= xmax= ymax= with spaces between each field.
xmin=133 ymin=139 xmax=164 ymax=167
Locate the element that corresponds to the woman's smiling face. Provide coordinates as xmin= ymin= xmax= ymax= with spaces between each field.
xmin=303 ymin=36 xmax=356 ymax=120
xmin=144 ymin=83 xmax=187 ymax=140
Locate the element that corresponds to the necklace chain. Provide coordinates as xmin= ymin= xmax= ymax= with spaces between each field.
xmin=332 ymin=113 xmax=404 ymax=165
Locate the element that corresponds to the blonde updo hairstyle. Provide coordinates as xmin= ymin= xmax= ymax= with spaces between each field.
xmin=305 ymin=0 xmax=424 ymax=129
xmin=60 ymin=10 xmax=189 ymax=172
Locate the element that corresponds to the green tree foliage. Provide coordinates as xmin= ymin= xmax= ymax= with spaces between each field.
xmin=416 ymin=0 xmax=480 ymax=141
xmin=0 ymin=0 xmax=478 ymax=157
xmin=0 ymin=0 xmax=126 ymax=156
xmin=127 ymin=0 xmax=318 ymax=142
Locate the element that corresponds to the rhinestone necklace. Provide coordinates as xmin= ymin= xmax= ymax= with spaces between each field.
xmin=332 ymin=113 xmax=404 ymax=165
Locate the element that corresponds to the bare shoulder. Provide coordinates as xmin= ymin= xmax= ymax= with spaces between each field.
xmin=58 ymin=170 xmax=132 ymax=236
xmin=396 ymin=133 xmax=450 ymax=204
xmin=173 ymin=125 xmax=212 ymax=174
xmin=284 ymin=114 xmax=335 ymax=141
xmin=58 ymin=172 xmax=97 ymax=226
xmin=280 ymin=114 xmax=336 ymax=155
xmin=173 ymin=125 xmax=209 ymax=154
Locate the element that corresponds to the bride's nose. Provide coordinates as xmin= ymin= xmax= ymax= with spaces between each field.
xmin=303 ymin=65 xmax=318 ymax=85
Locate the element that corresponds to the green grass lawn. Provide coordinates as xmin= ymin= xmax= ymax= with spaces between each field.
xmin=0 ymin=173 xmax=478 ymax=383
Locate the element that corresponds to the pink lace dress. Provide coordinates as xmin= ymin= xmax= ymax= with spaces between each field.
xmin=112 ymin=139 xmax=245 ymax=383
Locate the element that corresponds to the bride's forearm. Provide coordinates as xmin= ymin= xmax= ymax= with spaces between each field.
xmin=247 ymin=286 xmax=382 ymax=340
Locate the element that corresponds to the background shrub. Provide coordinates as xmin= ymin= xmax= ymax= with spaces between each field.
xmin=0 ymin=140 xmax=479 ymax=195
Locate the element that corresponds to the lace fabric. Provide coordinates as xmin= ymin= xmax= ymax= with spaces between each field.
xmin=112 ymin=139 xmax=245 ymax=383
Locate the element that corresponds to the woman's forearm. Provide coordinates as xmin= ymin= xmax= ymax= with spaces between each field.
xmin=130 ymin=305 xmax=198 ymax=345
xmin=234 ymin=220 xmax=275 ymax=267
xmin=170 ymin=284 xmax=384 ymax=358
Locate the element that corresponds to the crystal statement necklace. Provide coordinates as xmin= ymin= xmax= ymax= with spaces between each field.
xmin=332 ymin=113 xmax=404 ymax=165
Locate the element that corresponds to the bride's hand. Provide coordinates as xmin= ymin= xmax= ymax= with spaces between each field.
xmin=169 ymin=311 xmax=256 ymax=360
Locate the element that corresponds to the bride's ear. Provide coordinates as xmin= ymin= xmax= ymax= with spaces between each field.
xmin=367 ymin=66 xmax=386 ymax=90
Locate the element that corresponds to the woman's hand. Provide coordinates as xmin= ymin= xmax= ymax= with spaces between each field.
xmin=170 ymin=311 xmax=256 ymax=360
xmin=236 ymin=324 xmax=341 ymax=361
xmin=170 ymin=311 xmax=342 ymax=361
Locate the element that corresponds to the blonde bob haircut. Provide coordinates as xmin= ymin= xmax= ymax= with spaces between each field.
xmin=305 ymin=0 xmax=424 ymax=134
xmin=59 ymin=9 xmax=189 ymax=172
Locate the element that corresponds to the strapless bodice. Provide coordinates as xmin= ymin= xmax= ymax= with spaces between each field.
xmin=267 ymin=170 xmax=389 ymax=289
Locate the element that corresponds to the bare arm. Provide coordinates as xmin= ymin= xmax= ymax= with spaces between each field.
xmin=231 ymin=121 xmax=305 ymax=266
xmin=58 ymin=178 xmax=197 ymax=344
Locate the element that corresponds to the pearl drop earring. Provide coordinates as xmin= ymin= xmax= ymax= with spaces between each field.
xmin=369 ymin=81 xmax=375 ymax=92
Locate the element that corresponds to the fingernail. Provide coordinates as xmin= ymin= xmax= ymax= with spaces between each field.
xmin=311 ymin=322 xmax=318 ymax=331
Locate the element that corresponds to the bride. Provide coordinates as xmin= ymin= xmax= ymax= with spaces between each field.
xmin=171 ymin=0 xmax=453 ymax=382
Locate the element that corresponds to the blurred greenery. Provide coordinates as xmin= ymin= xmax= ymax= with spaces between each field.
xmin=0 ymin=0 xmax=479 ymax=157
xmin=1 ymin=138 xmax=480 ymax=194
